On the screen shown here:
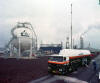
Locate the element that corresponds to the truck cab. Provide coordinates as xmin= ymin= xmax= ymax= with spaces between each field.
xmin=48 ymin=55 xmax=69 ymax=74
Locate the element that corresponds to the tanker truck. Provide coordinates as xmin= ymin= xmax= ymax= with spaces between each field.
xmin=48 ymin=49 xmax=91 ymax=74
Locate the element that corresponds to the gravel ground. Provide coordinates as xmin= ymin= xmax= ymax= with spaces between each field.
xmin=0 ymin=56 xmax=48 ymax=83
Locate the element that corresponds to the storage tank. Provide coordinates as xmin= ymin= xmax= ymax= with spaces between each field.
xmin=59 ymin=49 xmax=91 ymax=57
xmin=8 ymin=22 xmax=37 ymax=57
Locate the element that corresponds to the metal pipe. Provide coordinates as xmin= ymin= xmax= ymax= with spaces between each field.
xmin=30 ymin=38 xmax=32 ymax=58
xmin=71 ymin=4 xmax=73 ymax=49
xmin=30 ymin=24 xmax=37 ymax=50
xmin=10 ymin=43 xmax=12 ymax=56
xmin=18 ymin=37 xmax=21 ymax=57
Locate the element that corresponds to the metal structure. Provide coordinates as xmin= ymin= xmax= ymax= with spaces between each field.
xmin=80 ymin=36 xmax=84 ymax=49
xmin=7 ymin=22 xmax=37 ymax=57
xmin=40 ymin=44 xmax=62 ymax=55
xmin=66 ymin=37 xmax=69 ymax=49
xmin=70 ymin=4 xmax=73 ymax=49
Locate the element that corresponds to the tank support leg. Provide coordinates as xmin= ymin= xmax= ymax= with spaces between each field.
xmin=29 ymin=39 xmax=32 ymax=58
xmin=10 ymin=43 xmax=13 ymax=57
xmin=18 ymin=38 xmax=21 ymax=57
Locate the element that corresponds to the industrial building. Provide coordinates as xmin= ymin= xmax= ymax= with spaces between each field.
xmin=39 ymin=43 xmax=62 ymax=55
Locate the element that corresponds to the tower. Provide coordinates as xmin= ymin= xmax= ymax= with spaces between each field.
xmin=80 ymin=36 xmax=84 ymax=49
xmin=66 ymin=37 xmax=69 ymax=49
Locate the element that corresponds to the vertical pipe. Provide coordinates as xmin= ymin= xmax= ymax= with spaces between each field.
xmin=18 ymin=37 xmax=21 ymax=57
xmin=71 ymin=4 xmax=73 ymax=49
xmin=36 ymin=38 xmax=37 ymax=50
xmin=30 ymin=23 xmax=37 ymax=51
xmin=73 ymin=38 xmax=74 ymax=49
xmin=30 ymin=38 xmax=32 ymax=58
xmin=10 ymin=43 xmax=12 ymax=56
xmin=80 ymin=36 xmax=84 ymax=49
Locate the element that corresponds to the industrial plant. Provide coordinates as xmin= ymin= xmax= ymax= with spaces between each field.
xmin=0 ymin=0 xmax=100 ymax=83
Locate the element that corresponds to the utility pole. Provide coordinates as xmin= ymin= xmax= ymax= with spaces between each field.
xmin=71 ymin=4 xmax=73 ymax=49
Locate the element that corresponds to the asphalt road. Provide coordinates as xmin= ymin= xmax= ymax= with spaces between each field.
xmin=30 ymin=55 xmax=100 ymax=83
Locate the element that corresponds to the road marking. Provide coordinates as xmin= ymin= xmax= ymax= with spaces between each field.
xmin=55 ymin=75 xmax=88 ymax=83
xmin=29 ymin=75 xmax=51 ymax=83
xmin=41 ymin=76 xmax=58 ymax=83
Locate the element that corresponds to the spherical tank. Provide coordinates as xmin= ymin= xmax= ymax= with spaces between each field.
xmin=11 ymin=25 xmax=34 ymax=52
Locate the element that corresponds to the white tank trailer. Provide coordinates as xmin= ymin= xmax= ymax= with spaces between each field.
xmin=8 ymin=22 xmax=37 ymax=57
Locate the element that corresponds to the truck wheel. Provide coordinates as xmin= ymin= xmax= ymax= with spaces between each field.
xmin=68 ymin=66 xmax=73 ymax=72
xmin=61 ymin=68 xmax=67 ymax=75
xmin=61 ymin=71 xmax=66 ymax=75
xmin=82 ymin=58 xmax=88 ymax=67
xmin=87 ymin=57 xmax=91 ymax=65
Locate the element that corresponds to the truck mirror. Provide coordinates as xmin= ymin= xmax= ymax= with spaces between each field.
xmin=64 ymin=57 xmax=66 ymax=61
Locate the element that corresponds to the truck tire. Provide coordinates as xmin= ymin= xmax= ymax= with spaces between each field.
xmin=82 ymin=58 xmax=88 ymax=67
xmin=61 ymin=67 xmax=67 ymax=75
xmin=68 ymin=65 xmax=74 ymax=72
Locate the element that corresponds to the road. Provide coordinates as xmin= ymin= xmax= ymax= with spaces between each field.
xmin=30 ymin=55 xmax=100 ymax=83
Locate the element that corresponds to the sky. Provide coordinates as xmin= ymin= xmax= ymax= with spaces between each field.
xmin=0 ymin=0 xmax=100 ymax=48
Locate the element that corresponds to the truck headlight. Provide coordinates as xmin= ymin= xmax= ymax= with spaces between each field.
xmin=59 ymin=69 xmax=63 ymax=71
xmin=48 ymin=67 xmax=51 ymax=70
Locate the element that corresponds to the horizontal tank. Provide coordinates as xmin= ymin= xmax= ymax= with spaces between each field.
xmin=59 ymin=49 xmax=91 ymax=57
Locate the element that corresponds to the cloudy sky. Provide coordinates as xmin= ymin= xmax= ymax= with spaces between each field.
xmin=0 ymin=0 xmax=100 ymax=48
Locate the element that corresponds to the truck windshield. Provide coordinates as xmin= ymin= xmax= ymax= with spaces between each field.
xmin=48 ymin=56 xmax=63 ymax=62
